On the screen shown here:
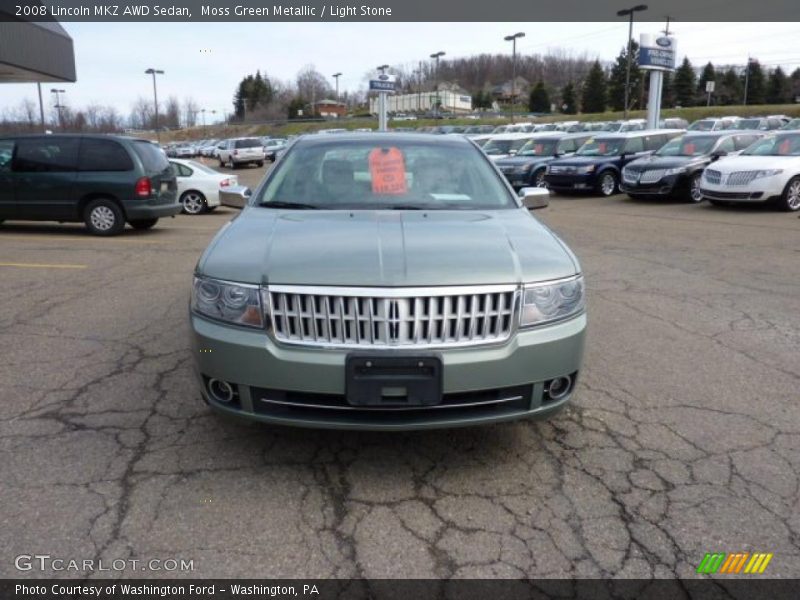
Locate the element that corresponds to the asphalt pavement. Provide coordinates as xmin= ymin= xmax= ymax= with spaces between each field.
xmin=1 ymin=165 xmax=798 ymax=579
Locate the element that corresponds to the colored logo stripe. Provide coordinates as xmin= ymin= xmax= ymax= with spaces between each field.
xmin=697 ymin=552 xmax=773 ymax=574
xmin=744 ymin=553 xmax=773 ymax=574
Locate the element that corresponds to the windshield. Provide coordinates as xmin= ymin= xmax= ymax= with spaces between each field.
xmin=603 ymin=123 xmax=622 ymax=132
xmin=781 ymin=119 xmax=800 ymax=130
xmin=741 ymin=134 xmax=800 ymax=156
xmin=517 ymin=138 xmax=559 ymax=156
xmin=733 ymin=119 xmax=763 ymax=130
xmin=688 ymin=120 xmax=716 ymax=131
xmin=656 ymin=136 xmax=717 ymax=156
xmin=482 ymin=138 xmax=530 ymax=155
xmin=575 ymin=138 xmax=625 ymax=157
xmin=234 ymin=138 xmax=262 ymax=149
xmin=257 ymin=139 xmax=516 ymax=210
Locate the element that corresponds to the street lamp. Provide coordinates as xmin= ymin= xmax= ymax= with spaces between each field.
xmin=743 ymin=57 xmax=757 ymax=105
xmin=332 ymin=72 xmax=342 ymax=103
xmin=50 ymin=88 xmax=65 ymax=130
xmin=617 ymin=4 xmax=648 ymax=119
xmin=144 ymin=68 xmax=164 ymax=141
xmin=504 ymin=32 xmax=525 ymax=123
xmin=430 ymin=51 xmax=445 ymax=118
xmin=200 ymin=108 xmax=207 ymax=135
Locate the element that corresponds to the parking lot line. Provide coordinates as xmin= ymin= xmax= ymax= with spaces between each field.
xmin=0 ymin=262 xmax=88 ymax=269
xmin=0 ymin=234 xmax=176 ymax=245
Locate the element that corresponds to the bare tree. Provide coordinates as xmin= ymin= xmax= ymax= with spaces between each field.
xmin=183 ymin=97 xmax=199 ymax=128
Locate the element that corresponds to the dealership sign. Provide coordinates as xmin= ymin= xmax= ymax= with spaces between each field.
xmin=639 ymin=34 xmax=677 ymax=71
xmin=369 ymin=73 xmax=397 ymax=92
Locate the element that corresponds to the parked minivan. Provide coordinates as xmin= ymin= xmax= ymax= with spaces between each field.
xmin=544 ymin=130 xmax=684 ymax=196
xmin=0 ymin=134 xmax=179 ymax=235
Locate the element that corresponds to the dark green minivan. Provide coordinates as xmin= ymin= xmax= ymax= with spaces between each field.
xmin=0 ymin=134 xmax=180 ymax=235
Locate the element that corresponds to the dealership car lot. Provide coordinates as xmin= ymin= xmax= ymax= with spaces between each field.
xmin=1 ymin=161 xmax=799 ymax=577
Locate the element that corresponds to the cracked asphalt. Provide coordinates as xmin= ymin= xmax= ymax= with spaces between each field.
xmin=1 ymin=168 xmax=798 ymax=580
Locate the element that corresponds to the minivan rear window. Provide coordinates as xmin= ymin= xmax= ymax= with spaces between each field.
xmin=78 ymin=139 xmax=134 ymax=171
xmin=132 ymin=141 xmax=169 ymax=172
xmin=234 ymin=139 xmax=262 ymax=149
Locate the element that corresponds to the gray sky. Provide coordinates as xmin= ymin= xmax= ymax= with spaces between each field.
xmin=2 ymin=22 xmax=799 ymax=122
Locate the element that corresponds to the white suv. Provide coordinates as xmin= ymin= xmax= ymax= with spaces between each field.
xmin=218 ymin=138 xmax=266 ymax=169
xmin=699 ymin=132 xmax=800 ymax=211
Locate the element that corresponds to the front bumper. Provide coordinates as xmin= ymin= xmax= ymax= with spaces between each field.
xmin=191 ymin=312 xmax=587 ymax=430
xmin=699 ymin=177 xmax=784 ymax=203
xmin=620 ymin=173 xmax=684 ymax=197
xmin=543 ymin=173 xmax=596 ymax=191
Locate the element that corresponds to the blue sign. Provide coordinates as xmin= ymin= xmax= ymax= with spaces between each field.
xmin=369 ymin=80 xmax=396 ymax=92
xmin=639 ymin=33 xmax=677 ymax=71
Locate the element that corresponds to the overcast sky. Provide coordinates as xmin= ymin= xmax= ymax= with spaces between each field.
xmin=2 ymin=22 xmax=800 ymax=122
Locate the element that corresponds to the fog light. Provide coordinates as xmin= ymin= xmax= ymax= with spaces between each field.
xmin=545 ymin=375 xmax=572 ymax=402
xmin=208 ymin=378 xmax=235 ymax=404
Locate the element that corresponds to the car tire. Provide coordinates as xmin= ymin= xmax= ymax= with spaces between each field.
xmin=230 ymin=159 xmax=238 ymax=170
xmin=180 ymin=190 xmax=207 ymax=215
xmin=596 ymin=171 xmax=618 ymax=197
xmin=219 ymin=159 xmax=225 ymax=168
xmin=129 ymin=218 xmax=159 ymax=230
xmin=688 ymin=173 xmax=705 ymax=203
xmin=84 ymin=198 xmax=125 ymax=236
xmin=532 ymin=169 xmax=547 ymax=188
xmin=778 ymin=176 xmax=800 ymax=212
xmin=206 ymin=206 xmax=217 ymax=212
xmin=708 ymin=199 xmax=731 ymax=207
xmin=257 ymin=161 xmax=265 ymax=167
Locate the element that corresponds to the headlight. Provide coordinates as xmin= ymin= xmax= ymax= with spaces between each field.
xmin=577 ymin=165 xmax=595 ymax=174
xmin=752 ymin=169 xmax=783 ymax=179
xmin=520 ymin=275 xmax=585 ymax=328
xmin=514 ymin=164 xmax=533 ymax=174
xmin=664 ymin=167 xmax=687 ymax=176
xmin=191 ymin=276 xmax=264 ymax=328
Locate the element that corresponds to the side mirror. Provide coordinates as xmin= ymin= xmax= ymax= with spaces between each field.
xmin=711 ymin=150 xmax=728 ymax=160
xmin=219 ymin=185 xmax=252 ymax=209
xmin=519 ymin=186 xmax=550 ymax=210
xmin=508 ymin=149 xmax=517 ymax=156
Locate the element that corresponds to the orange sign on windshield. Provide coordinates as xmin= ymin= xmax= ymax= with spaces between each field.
xmin=778 ymin=139 xmax=791 ymax=155
xmin=684 ymin=143 xmax=696 ymax=154
xmin=368 ymin=147 xmax=408 ymax=195
xmin=534 ymin=144 xmax=544 ymax=155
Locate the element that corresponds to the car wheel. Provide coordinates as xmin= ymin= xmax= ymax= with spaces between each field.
xmin=129 ymin=218 xmax=159 ymax=230
xmin=206 ymin=206 xmax=217 ymax=212
xmin=708 ymin=199 xmax=731 ymax=207
xmin=688 ymin=173 xmax=704 ymax=203
xmin=180 ymin=190 xmax=207 ymax=215
xmin=597 ymin=171 xmax=618 ymax=196
xmin=533 ymin=169 xmax=547 ymax=188
xmin=779 ymin=176 xmax=800 ymax=211
xmin=84 ymin=198 xmax=125 ymax=236
xmin=230 ymin=159 xmax=238 ymax=170
xmin=257 ymin=161 xmax=265 ymax=168
xmin=218 ymin=158 xmax=225 ymax=168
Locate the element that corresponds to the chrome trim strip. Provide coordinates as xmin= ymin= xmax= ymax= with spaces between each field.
xmin=267 ymin=283 xmax=518 ymax=297
xmin=259 ymin=395 xmax=525 ymax=412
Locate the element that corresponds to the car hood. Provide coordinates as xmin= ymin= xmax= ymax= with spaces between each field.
xmin=626 ymin=155 xmax=705 ymax=170
xmin=198 ymin=209 xmax=579 ymax=287
xmin=495 ymin=155 xmax=554 ymax=167
xmin=549 ymin=155 xmax=620 ymax=167
xmin=709 ymin=154 xmax=800 ymax=173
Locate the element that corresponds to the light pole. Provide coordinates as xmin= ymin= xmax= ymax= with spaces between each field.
xmin=36 ymin=83 xmax=46 ymax=132
xmin=332 ymin=72 xmax=342 ymax=102
xmin=144 ymin=68 xmax=164 ymax=141
xmin=201 ymin=109 xmax=207 ymax=135
xmin=504 ymin=32 xmax=525 ymax=123
xmin=743 ymin=57 xmax=756 ymax=105
xmin=430 ymin=51 xmax=445 ymax=118
xmin=50 ymin=88 xmax=65 ymax=130
xmin=617 ymin=4 xmax=648 ymax=119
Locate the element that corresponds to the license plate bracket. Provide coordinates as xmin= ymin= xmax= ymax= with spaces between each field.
xmin=345 ymin=355 xmax=442 ymax=407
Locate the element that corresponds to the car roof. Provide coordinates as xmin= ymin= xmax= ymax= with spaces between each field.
xmin=589 ymin=129 xmax=683 ymax=139
xmin=294 ymin=132 xmax=474 ymax=147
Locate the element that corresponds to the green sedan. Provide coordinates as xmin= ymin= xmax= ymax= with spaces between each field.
xmin=190 ymin=133 xmax=586 ymax=430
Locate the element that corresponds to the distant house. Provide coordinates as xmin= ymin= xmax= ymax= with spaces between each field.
xmin=491 ymin=77 xmax=530 ymax=104
xmin=313 ymin=99 xmax=347 ymax=119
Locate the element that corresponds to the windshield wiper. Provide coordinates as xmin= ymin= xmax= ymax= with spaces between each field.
xmin=260 ymin=201 xmax=319 ymax=210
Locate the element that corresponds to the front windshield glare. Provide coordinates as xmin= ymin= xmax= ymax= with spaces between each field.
xmin=257 ymin=140 xmax=516 ymax=210
xmin=518 ymin=139 xmax=558 ymax=156
xmin=576 ymin=138 xmax=624 ymax=156
xmin=741 ymin=134 xmax=800 ymax=156
xmin=656 ymin=136 xmax=717 ymax=156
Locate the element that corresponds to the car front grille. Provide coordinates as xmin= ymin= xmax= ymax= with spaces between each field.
xmin=638 ymin=169 xmax=667 ymax=184
xmin=267 ymin=285 xmax=518 ymax=348
xmin=725 ymin=171 xmax=760 ymax=186
xmin=704 ymin=169 xmax=722 ymax=184
xmin=622 ymin=170 xmax=639 ymax=184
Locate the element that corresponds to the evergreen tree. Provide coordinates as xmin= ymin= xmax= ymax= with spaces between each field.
xmin=743 ymin=60 xmax=765 ymax=104
xmin=561 ymin=83 xmax=577 ymax=114
xmin=719 ymin=67 xmax=743 ymax=105
xmin=287 ymin=97 xmax=306 ymax=119
xmin=673 ymin=57 xmax=696 ymax=107
xmin=766 ymin=66 xmax=788 ymax=104
xmin=697 ymin=62 xmax=716 ymax=97
xmin=661 ymin=71 xmax=675 ymax=108
xmin=528 ymin=81 xmax=550 ymax=113
xmin=607 ymin=41 xmax=641 ymax=111
xmin=581 ymin=60 xmax=607 ymax=114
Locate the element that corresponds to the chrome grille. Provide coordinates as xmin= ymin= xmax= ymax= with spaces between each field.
xmin=638 ymin=169 xmax=667 ymax=184
xmin=704 ymin=169 xmax=722 ymax=184
xmin=622 ymin=170 xmax=639 ymax=184
xmin=726 ymin=171 xmax=759 ymax=186
xmin=267 ymin=285 xmax=518 ymax=348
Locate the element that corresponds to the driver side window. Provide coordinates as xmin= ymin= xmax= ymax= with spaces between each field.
xmin=0 ymin=140 xmax=14 ymax=172
xmin=624 ymin=137 xmax=644 ymax=154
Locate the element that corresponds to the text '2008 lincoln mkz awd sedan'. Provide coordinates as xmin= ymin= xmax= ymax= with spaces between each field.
xmin=190 ymin=134 xmax=586 ymax=430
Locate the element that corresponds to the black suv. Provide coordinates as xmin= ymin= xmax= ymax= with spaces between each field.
xmin=0 ymin=134 xmax=179 ymax=235
xmin=621 ymin=131 xmax=764 ymax=202
xmin=494 ymin=133 xmax=592 ymax=189
xmin=544 ymin=130 xmax=684 ymax=196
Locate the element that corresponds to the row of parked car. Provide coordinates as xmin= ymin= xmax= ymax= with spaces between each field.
xmin=164 ymin=136 xmax=288 ymax=165
xmin=480 ymin=126 xmax=800 ymax=211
